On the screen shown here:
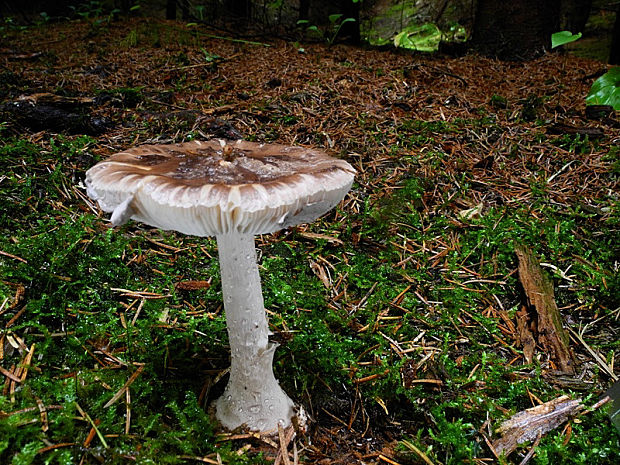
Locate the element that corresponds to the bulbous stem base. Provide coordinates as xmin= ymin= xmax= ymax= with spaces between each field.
xmin=214 ymin=233 xmax=294 ymax=432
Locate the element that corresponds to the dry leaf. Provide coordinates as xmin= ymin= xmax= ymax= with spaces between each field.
xmin=458 ymin=203 xmax=484 ymax=220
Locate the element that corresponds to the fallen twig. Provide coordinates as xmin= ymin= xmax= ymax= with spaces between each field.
xmin=0 ymin=250 xmax=27 ymax=263
xmin=400 ymin=439 xmax=436 ymax=465
xmin=75 ymin=403 xmax=108 ymax=449
xmin=104 ymin=365 xmax=145 ymax=408
xmin=567 ymin=327 xmax=618 ymax=381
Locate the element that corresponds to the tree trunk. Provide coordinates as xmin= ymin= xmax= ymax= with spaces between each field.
xmin=299 ymin=0 xmax=310 ymax=21
xmin=181 ymin=0 xmax=190 ymax=20
xmin=337 ymin=0 xmax=361 ymax=45
xmin=471 ymin=0 xmax=560 ymax=60
xmin=560 ymin=0 xmax=592 ymax=33
xmin=166 ymin=0 xmax=176 ymax=20
xmin=610 ymin=7 xmax=620 ymax=65
xmin=227 ymin=0 xmax=251 ymax=18
xmin=118 ymin=0 xmax=134 ymax=15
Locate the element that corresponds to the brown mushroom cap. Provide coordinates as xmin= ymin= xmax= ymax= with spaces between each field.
xmin=85 ymin=140 xmax=355 ymax=236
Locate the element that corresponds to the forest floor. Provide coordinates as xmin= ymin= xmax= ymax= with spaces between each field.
xmin=0 ymin=15 xmax=619 ymax=465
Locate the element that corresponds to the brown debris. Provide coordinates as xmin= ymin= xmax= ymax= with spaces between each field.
xmin=35 ymin=396 xmax=49 ymax=432
xmin=515 ymin=245 xmax=575 ymax=374
xmin=0 ymin=365 xmax=21 ymax=383
xmin=176 ymin=280 xmax=212 ymax=291
xmin=275 ymin=422 xmax=296 ymax=465
xmin=0 ymin=250 xmax=28 ymax=264
xmin=516 ymin=305 xmax=536 ymax=364
xmin=585 ymin=104 xmax=614 ymax=120
xmin=19 ymin=343 xmax=35 ymax=382
xmin=36 ymin=443 xmax=76 ymax=455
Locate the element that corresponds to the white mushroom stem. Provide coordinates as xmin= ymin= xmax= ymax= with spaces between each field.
xmin=214 ymin=233 xmax=294 ymax=432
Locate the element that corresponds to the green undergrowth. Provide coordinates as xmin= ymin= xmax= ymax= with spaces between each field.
xmin=1 ymin=128 xmax=618 ymax=465
xmin=343 ymin=156 xmax=619 ymax=463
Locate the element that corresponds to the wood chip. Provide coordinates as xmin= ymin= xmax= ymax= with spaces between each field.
xmin=175 ymin=280 xmax=212 ymax=291
xmin=298 ymin=231 xmax=344 ymax=245
xmin=516 ymin=305 xmax=536 ymax=364
xmin=309 ymin=259 xmax=331 ymax=289
xmin=35 ymin=396 xmax=49 ymax=432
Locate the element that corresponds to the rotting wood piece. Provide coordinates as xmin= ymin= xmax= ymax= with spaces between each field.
xmin=2 ymin=100 xmax=110 ymax=135
xmin=547 ymin=122 xmax=605 ymax=137
xmin=16 ymin=92 xmax=95 ymax=108
xmin=490 ymin=395 xmax=584 ymax=457
xmin=515 ymin=245 xmax=574 ymax=374
xmin=585 ymin=104 xmax=614 ymax=120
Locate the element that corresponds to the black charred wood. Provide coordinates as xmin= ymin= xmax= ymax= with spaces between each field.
xmin=3 ymin=101 xmax=111 ymax=135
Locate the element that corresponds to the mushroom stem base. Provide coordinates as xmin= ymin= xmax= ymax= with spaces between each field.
xmin=215 ymin=233 xmax=295 ymax=432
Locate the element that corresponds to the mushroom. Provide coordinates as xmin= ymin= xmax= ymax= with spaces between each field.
xmin=84 ymin=139 xmax=355 ymax=432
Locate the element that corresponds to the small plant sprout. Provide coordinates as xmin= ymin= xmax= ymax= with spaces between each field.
xmin=551 ymin=31 xmax=582 ymax=49
xmin=298 ymin=14 xmax=356 ymax=46
xmin=84 ymin=139 xmax=355 ymax=432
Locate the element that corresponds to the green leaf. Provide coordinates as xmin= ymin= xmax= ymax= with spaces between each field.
xmin=394 ymin=23 xmax=441 ymax=52
xmin=328 ymin=14 xmax=344 ymax=24
xmin=551 ymin=31 xmax=582 ymax=48
xmin=586 ymin=68 xmax=620 ymax=110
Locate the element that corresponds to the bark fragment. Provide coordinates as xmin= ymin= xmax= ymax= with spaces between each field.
xmin=515 ymin=245 xmax=574 ymax=374
xmin=515 ymin=305 xmax=536 ymax=364
xmin=491 ymin=395 xmax=584 ymax=457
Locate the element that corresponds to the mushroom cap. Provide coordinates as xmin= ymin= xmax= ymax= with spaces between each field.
xmin=85 ymin=140 xmax=355 ymax=236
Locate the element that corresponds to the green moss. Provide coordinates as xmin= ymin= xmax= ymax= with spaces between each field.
xmin=0 ymin=68 xmax=617 ymax=462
